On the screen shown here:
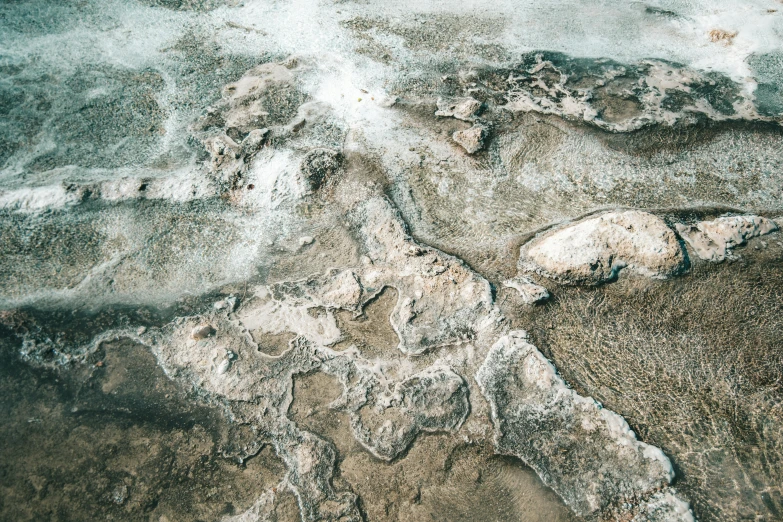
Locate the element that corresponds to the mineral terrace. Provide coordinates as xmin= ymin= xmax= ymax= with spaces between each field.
xmin=2 ymin=1 xmax=783 ymax=521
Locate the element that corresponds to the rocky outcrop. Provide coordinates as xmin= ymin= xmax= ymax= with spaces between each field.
xmin=489 ymin=52 xmax=774 ymax=131
xmin=140 ymin=195 xmax=499 ymax=519
xmin=193 ymin=62 xmax=310 ymax=191
xmin=215 ymin=63 xmax=298 ymax=138
xmin=235 ymin=197 xmax=498 ymax=357
xmin=350 ymin=197 xmax=499 ymax=355
xmin=518 ymin=211 xmax=686 ymax=285
xmin=676 ymin=215 xmax=778 ymax=262
xmin=476 ymin=331 xmax=693 ymax=519
xmin=236 ymin=270 xmax=358 ymax=348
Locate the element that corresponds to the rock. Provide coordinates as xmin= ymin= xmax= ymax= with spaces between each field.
xmin=452 ymin=125 xmax=487 ymax=154
xmin=435 ymin=97 xmax=482 ymax=121
xmin=350 ymin=197 xmax=498 ymax=355
xmin=241 ymin=128 xmax=268 ymax=154
xmin=314 ymin=270 xmax=362 ymax=311
xmin=299 ymin=236 xmax=315 ymax=247
xmin=215 ymin=358 xmax=231 ymax=375
xmin=204 ymin=134 xmax=241 ymax=171
xmin=502 ymin=276 xmax=549 ymax=304
xmin=498 ymin=54 xmax=767 ymax=132
xmin=220 ymin=63 xmax=295 ymax=136
xmin=191 ymin=324 xmax=216 ymax=340
xmin=676 ymin=215 xmax=778 ymax=262
xmin=193 ymin=63 xmax=305 ymax=188
xmin=300 ymin=148 xmax=342 ymax=191
xmin=202 ymin=133 xmax=248 ymax=186
xmin=236 ymin=269 xmax=364 ymax=347
xmin=289 ymin=117 xmax=306 ymax=133
xmin=518 ymin=211 xmax=686 ymax=285
xmin=214 ymin=296 xmax=238 ymax=312
xmin=111 ymin=484 xmax=128 ymax=505
xmin=476 ymin=331 xmax=676 ymax=516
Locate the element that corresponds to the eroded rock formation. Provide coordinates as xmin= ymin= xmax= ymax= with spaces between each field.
xmin=518 ymin=211 xmax=687 ymax=285
xmin=476 ymin=331 xmax=691 ymax=518
xmin=676 ymin=215 xmax=778 ymax=262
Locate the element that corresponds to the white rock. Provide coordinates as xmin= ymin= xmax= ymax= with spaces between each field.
xmin=502 ymin=277 xmax=550 ymax=304
xmin=676 ymin=215 xmax=778 ymax=262
xmin=111 ymin=484 xmax=128 ymax=505
xmin=216 ymin=358 xmax=231 ymax=375
xmin=299 ymin=235 xmax=315 ymax=246
xmin=435 ymin=96 xmax=482 ymax=121
xmin=632 ymin=490 xmax=695 ymax=522
xmin=351 ymin=197 xmax=498 ymax=355
xmin=519 ymin=211 xmax=686 ymax=285
xmin=476 ymin=331 xmax=676 ymax=516
xmin=241 ymin=128 xmax=268 ymax=153
xmin=214 ymin=295 xmax=238 ymax=311
xmin=452 ymin=124 xmax=487 ymax=154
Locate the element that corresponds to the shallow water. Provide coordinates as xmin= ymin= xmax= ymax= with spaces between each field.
xmin=2 ymin=0 xmax=783 ymax=520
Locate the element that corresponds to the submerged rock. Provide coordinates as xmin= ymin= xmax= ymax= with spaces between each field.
xmin=435 ymin=96 xmax=482 ymax=121
xmin=502 ymin=276 xmax=549 ymax=304
xmin=676 ymin=215 xmax=778 ymax=262
xmin=476 ymin=331 xmax=690 ymax=518
xmin=349 ymin=367 xmax=470 ymax=461
xmin=518 ymin=211 xmax=686 ymax=285
xmin=452 ymin=124 xmax=487 ymax=154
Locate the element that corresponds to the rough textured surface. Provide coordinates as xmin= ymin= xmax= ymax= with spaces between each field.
xmin=676 ymin=215 xmax=778 ymax=262
xmin=349 ymin=197 xmax=499 ymax=355
xmin=435 ymin=97 xmax=482 ymax=121
xmin=2 ymin=0 xmax=783 ymax=520
xmin=476 ymin=331 xmax=686 ymax=517
xmin=513 ymin=239 xmax=783 ymax=521
xmin=502 ymin=277 xmax=550 ymax=305
xmin=632 ymin=491 xmax=697 ymax=522
xmin=452 ymin=125 xmax=488 ymax=154
xmin=518 ymin=211 xmax=687 ymax=285
xmin=493 ymin=53 xmax=769 ymax=131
